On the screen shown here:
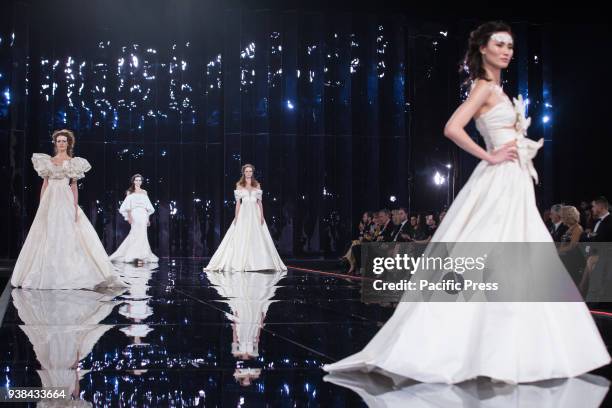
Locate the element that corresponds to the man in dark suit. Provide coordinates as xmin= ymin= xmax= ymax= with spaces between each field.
xmin=549 ymin=204 xmax=568 ymax=242
xmin=584 ymin=197 xmax=612 ymax=302
xmin=588 ymin=197 xmax=612 ymax=242
xmin=425 ymin=212 xmax=438 ymax=238
xmin=376 ymin=209 xmax=395 ymax=242
xmin=392 ymin=207 xmax=412 ymax=242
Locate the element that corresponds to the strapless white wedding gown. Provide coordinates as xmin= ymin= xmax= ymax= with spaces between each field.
xmin=323 ymin=86 xmax=611 ymax=383
xmin=205 ymin=188 xmax=287 ymax=272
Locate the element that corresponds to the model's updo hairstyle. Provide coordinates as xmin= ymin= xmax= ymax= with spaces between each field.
xmin=460 ymin=21 xmax=513 ymax=85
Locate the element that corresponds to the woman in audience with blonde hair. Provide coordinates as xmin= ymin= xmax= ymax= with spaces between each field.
xmin=559 ymin=205 xmax=585 ymax=288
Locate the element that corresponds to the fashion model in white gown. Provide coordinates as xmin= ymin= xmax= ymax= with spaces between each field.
xmin=323 ymin=26 xmax=610 ymax=384
xmin=205 ymin=164 xmax=287 ymax=272
xmin=110 ymin=177 xmax=158 ymax=263
xmin=11 ymin=149 xmax=126 ymax=290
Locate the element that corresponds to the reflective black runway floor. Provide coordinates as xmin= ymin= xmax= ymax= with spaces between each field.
xmin=1 ymin=259 xmax=612 ymax=407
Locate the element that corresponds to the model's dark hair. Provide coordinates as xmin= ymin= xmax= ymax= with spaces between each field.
xmin=127 ymin=174 xmax=144 ymax=195
xmin=461 ymin=21 xmax=513 ymax=85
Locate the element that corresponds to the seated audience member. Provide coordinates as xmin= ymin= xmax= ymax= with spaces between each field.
xmin=582 ymin=196 xmax=612 ymax=301
xmin=375 ymin=209 xmax=395 ymax=242
xmin=351 ymin=209 xmax=394 ymax=274
xmin=410 ymin=213 xmax=430 ymax=242
xmin=558 ymin=206 xmax=585 ymax=288
xmin=341 ymin=211 xmax=375 ymax=273
xmin=549 ymin=204 xmax=568 ymax=242
xmin=392 ymin=207 xmax=412 ymax=242
xmin=580 ymin=200 xmax=595 ymax=231
xmin=424 ymin=212 xmax=438 ymax=237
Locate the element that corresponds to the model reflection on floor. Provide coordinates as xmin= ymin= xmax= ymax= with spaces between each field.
xmin=205 ymin=269 xmax=286 ymax=389
xmin=324 ymin=371 xmax=610 ymax=408
xmin=11 ymin=288 xmax=125 ymax=403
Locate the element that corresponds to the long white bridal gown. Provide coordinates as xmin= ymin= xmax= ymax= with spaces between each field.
xmin=205 ymin=188 xmax=287 ymax=272
xmin=10 ymin=154 xmax=127 ymax=290
xmin=109 ymin=191 xmax=159 ymax=263
xmin=323 ymin=85 xmax=611 ymax=383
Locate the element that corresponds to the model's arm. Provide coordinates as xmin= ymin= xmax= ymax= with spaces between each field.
xmin=258 ymin=199 xmax=264 ymax=225
xmin=234 ymin=189 xmax=241 ymax=225
xmin=146 ymin=193 xmax=153 ymax=226
xmin=118 ymin=194 xmax=134 ymax=224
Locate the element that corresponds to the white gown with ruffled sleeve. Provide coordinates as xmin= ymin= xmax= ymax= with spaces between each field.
xmin=109 ymin=192 xmax=158 ymax=263
xmin=10 ymin=153 xmax=127 ymax=289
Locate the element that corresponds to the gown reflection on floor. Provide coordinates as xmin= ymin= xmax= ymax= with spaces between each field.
xmin=324 ymin=371 xmax=610 ymax=408
xmin=116 ymin=263 xmax=157 ymax=348
xmin=11 ymin=288 xmax=125 ymax=405
xmin=206 ymin=269 xmax=286 ymax=386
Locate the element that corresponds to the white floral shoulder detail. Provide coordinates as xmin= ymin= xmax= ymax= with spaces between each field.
xmin=31 ymin=153 xmax=53 ymax=178
xmin=66 ymin=157 xmax=92 ymax=180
